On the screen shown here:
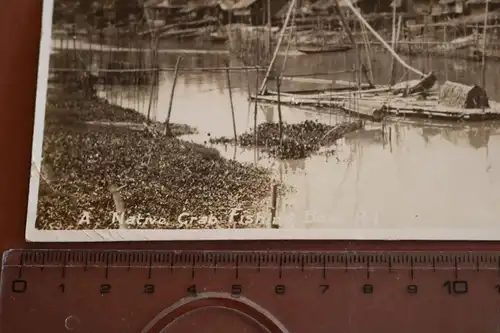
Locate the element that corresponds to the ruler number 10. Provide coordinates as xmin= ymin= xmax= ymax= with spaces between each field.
xmin=443 ymin=280 xmax=468 ymax=295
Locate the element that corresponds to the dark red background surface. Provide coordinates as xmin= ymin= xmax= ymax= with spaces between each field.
xmin=0 ymin=0 xmax=497 ymax=253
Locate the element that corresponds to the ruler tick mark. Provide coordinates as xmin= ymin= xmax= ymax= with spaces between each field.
xmin=83 ymin=254 xmax=88 ymax=272
xmin=257 ymin=256 xmax=261 ymax=272
xmin=454 ymin=258 xmax=458 ymax=279
xmin=235 ymin=256 xmax=239 ymax=279
xmin=410 ymin=257 xmax=414 ymax=280
xmin=322 ymin=257 xmax=326 ymax=279
xmin=388 ymin=256 xmax=392 ymax=273
xmin=191 ymin=256 xmax=195 ymax=279
xmin=279 ymin=256 xmax=283 ymax=279
xmin=432 ymin=257 xmax=436 ymax=272
xmin=148 ymin=256 xmax=152 ymax=279
xmin=105 ymin=256 xmax=109 ymax=279
xmin=366 ymin=261 xmax=370 ymax=279
xmin=18 ymin=255 xmax=24 ymax=278
xmin=40 ymin=253 xmax=45 ymax=271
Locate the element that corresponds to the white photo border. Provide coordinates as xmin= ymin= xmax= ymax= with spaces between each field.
xmin=25 ymin=0 xmax=499 ymax=242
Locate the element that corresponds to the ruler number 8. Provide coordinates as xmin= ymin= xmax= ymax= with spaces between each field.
xmin=275 ymin=285 xmax=286 ymax=295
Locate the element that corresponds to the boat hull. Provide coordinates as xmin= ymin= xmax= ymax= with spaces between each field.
xmin=298 ymin=45 xmax=352 ymax=54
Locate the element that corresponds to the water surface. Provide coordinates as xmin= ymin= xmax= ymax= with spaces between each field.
xmin=98 ymin=48 xmax=500 ymax=230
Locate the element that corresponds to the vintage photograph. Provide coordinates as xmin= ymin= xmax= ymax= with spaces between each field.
xmin=27 ymin=0 xmax=500 ymax=241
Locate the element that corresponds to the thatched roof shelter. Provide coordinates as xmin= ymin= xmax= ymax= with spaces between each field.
xmin=438 ymin=81 xmax=489 ymax=109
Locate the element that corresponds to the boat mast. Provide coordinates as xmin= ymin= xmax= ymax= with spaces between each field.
xmin=259 ymin=0 xmax=297 ymax=94
xmin=331 ymin=0 xmax=374 ymax=88
xmin=341 ymin=0 xmax=425 ymax=78
xmin=267 ymin=0 xmax=272 ymax=56
xmin=481 ymin=0 xmax=489 ymax=112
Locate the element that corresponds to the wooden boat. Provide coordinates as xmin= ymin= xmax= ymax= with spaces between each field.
xmin=251 ymin=80 xmax=500 ymax=122
xmin=298 ymin=45 xmax=352 ymax=54
xmin=100 ymin=61 xmax=152 ymax=85
xmin=209 ymin=32 xmax=228 ymax=43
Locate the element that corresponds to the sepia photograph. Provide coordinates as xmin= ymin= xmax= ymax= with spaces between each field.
xmin=27 ymin=0 xmax=500 ymax=241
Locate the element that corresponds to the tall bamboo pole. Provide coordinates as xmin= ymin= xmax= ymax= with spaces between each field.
xmin=259 ymin=0 xmax=297 ymax=94
xmin=342 ymin=0 xmax=425 ymax=77
xmin=481 ymin=0 xmax=489 ymax=112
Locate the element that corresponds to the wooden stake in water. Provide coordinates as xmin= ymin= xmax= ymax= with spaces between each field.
xmin=110 ymin=184 xmax=127 ymax=229
xmin=254 ymin=66 xmax=259 ymax=148
xmin=270 ymin=183 xmax=279 ymax=228
xmin=147 ymin=37 xmax=160 ymax=123
xmin=444 ymin=25 xmax=448 ymax=81
xmin=424 ymin=7 xmax=430 ymax=71
xmin=276 ymin=73 xmax=283 ymax=148
xmin=389 ymin=0 xmax=397 ymax=86
xmin=225 ymin=66 xmax=238 ymax=143
xmin=164 ymin=56 xmax=182 ymax=135
xmin=481 ymin=0 xmax=489 ymax=112
xmin=390 ymin=15 xmax=402 ymax=86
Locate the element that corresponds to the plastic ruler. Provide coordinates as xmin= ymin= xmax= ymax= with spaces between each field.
xmin=1 ymin=249 xmax=500 ymax=333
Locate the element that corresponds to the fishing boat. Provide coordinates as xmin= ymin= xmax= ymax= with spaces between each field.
xmin=298 ymin=44 xmax=352 ymax=54
xmin=209 ymin=31 xmax=228 ymax=43
xmin=251 ymin=0 xmax=500 ymax=123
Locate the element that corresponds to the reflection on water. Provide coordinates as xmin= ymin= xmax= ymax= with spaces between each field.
xmin=99 ymin=50 xmax=500 ymax=230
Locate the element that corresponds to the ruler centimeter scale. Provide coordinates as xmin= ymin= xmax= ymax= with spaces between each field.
xmin=2 ymin=250 xmax=500 ymax=333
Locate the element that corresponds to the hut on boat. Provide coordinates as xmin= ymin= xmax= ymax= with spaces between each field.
xmin=230 ymin=0 xmax=290 ymax=25
xmin=467 ymin=0 xmax=500 ymax=15
xmin=438 ymin=81 xmax=489 ymax=109
xmin=179 ymin=0 xmax=221 ymax=20
xmin=144 ymin=0 xmax=186 ymax=25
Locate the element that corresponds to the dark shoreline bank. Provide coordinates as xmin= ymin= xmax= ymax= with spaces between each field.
xmin=36 ymin=86 xmax=274 ymax=230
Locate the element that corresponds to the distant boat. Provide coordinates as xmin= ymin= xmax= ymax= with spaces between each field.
xmin=298 ymin=45 xmax=353 ymax=54
xmin=209 ymin=31 xmax=228 ymax=43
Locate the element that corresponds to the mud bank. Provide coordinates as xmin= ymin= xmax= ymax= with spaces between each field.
xmin=36 ymin=87 xmax=274 ymax=230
